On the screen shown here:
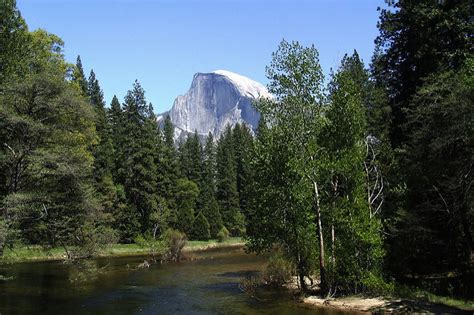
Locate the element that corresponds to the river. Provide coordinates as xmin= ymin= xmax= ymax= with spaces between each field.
xmin=0 ymin=247 xmax=349 ymax=314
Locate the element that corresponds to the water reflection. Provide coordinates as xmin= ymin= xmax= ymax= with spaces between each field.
xmin=0 ymin=248 xmax=349 ymax=314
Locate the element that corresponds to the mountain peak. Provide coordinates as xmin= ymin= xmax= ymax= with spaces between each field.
xmin=211 ymin=70 xmax=272 ymax=100
xmin=163 ymin=71 xmax=270 ymax=141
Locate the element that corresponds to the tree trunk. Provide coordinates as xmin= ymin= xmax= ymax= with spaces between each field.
xmin=331 ymin=178 xmax=337 ymax=267
xmin=331 ymin=224 xmax=335 ymax=266
xmin=459 ymin=202 xmax=473 ymax=265
xmin=313 ymin=180 xmax=326 ymax=292
xmin=299 ymin=273 xmax=307 ymax=291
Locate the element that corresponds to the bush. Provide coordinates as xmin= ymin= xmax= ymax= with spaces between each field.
xmin=216 ymin=226 xmax=230 ymax=242
xmin=162 ymin=228 xmax=187 ymax=262
xmin=134 ymin=234 xmax=147 ymax=248
xmin=262 ymin=252 xmax=293 ymax=286
xmin=71 ymin=225 xmax=119 ymax=259
xmin=361 ymin=272 xmax=394 ymax=295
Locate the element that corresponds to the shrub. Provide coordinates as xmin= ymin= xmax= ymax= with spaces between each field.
xmin=361 ymin=272 xmax=394 ymax=295
xmin=216 ymin=226 xmax=230 ymax=242
xmin=162 ymin=228 xmax=187 ymax=262
xmin=134 ymin=234 xmax=147 ymax=248
xmin=262 ymin=251 xmax=293 ymax=286
xmin=71 ymin=225 xmax=119 ymax=259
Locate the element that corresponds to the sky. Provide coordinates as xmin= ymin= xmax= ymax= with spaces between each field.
xmin=17 ymin=0 xmax=383 ymax=113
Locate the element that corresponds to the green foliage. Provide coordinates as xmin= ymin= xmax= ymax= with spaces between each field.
xmin=191 ymin=211 xmax=211 ymax=241
xmin=360 ymin=271 xmax=394 ymax=296
xmin=389 ymin=58 xmax=474 ymax=276
xmin=72 ymin=55 xmax=88 ymax=96
xmin=262 ymin=251 xmax=294 ymax=286
xmin=0 ymin=0 xmax=29 ymax=85
xmin=216 ymin=126 xmax=244 ymax=236
xmin=178 ymin=131 xmax=203 ymax=185
xmin=373 ymin=1 xmax=473 ymax=295
xmin=375 ymin=0 xmax=473 ymax=145
xmin=2 ymin=0 xmax=471 ymax=301
xmin=232 ymin=123 xmax=255 ymax=217
xmin=322 ymin=52 xmax=385 ymax=294
xmin=174 ymin=179 xmax=199 ymax=235
xmin=119 ymin=81 xmax=160 ymax=234
xmin=0 ymin=27 xmax=101 ymax=252
xmin=157 ymin=115 xmax=180 ymax=217
xmin=162 ymin=228 xmax=187 ymax=262
xmin=247 ymin=40 xmax=325 ymax=291
xmin=200 ymin=133 xmax=223 ymax=237
xmin=216 ymin=226 xmax=230 ymax=243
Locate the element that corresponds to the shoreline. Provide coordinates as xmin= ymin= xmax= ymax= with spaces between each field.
xmin=283 ymin=276 xmax=473 ymax=314
xmin=301 ymin=295 xmax=474 ymax=314
xmin=0 ymin=238 xmax=245 ymax=264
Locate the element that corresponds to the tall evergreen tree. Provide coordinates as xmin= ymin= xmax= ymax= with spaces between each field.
xmin=72 ymin=55 xmax=88 ymax=96
xmin=108 ymin=95 xmax=124 ymax=183
xmin=374 ymin=0 xmax=473 ymax=147
xmin=157 ymin=115 xmax=180 ymax=228
xmin=174 ymin=179 xmax=199 ymax=235
xmin=232 ymin=123 xmax=255 ymax=216
xmin=201 ymin=133 xmax=223 ymax=237
xmin=374 ymin=1 xmax=474 ymax=289
xmin=120 ymin=81 xmax=159 ymax=235
xmin=178 ymin=131 xmax=202 ymax=186
xmin=216 ymin=126 xmax=244 ymax=236
xmin=88 ymin=70 xmax=113 ymax=180
xmin=391 ymin=59 xmax=473 ymax=278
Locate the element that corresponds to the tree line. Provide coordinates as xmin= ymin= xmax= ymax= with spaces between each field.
xmin=0 ymin=0 xmax=254 ymax=256
xmin=245 ymin=0 xmax=472 ymax=297
xmin=1 ymin=0 xmax=472 ymax=298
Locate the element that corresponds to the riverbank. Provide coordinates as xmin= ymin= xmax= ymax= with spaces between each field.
xmin=303 ymin=295 xmax=473 ymax=314
xmin=0 ymin=237 xmax=244 ymax=264
xmin=301 ymin=287 xmax=473 ymax=313
xmin=283 ymin=276 xmax=473 ymax=313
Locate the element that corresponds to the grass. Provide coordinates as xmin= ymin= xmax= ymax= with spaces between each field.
xmin=393 ymin=284 xmax=474 ymax=311
xmin=0 ymin=237 xmax=244 ymax=264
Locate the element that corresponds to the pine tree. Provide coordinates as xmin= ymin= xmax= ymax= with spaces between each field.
xmin=374 ymin=1 xmax=474 ymax=287
xmin=201 ymin=133 xmax=223 ymax=237
xmin=121 ymin=81 xmax=159 ymax=235
xmin=216 ymin=126 xmax=244 ymax=236
xmin=174 ymin=179 xmax=199 ymax=235
xmin=375 ymin=0 xmax=473 ymax=147
xmin=232 ymin=123 xmax=255 ymax=217
xmin=183 ymin=131 xmax=203 ymax=185
xmin=191 ymin=211 xmax=211 ymax=241
xmin=158 ymin=115 xmax=181 ymax=227
xmin=72 ymin=55 xmax=88 ymax=96
xmin=392 ymin=59 xmax=474 ymax=277
xmin=108 ymin=95 xmax=124 ymax=183
xmin=88 ymin=70 xmax=113 ymax=180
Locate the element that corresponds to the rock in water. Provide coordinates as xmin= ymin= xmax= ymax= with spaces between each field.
xmin=159 ymin=70 xmax=271 ymax=141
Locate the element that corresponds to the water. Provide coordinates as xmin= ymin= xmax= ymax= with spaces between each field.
xmin=0 ymin=247 xmax=348 ymax=314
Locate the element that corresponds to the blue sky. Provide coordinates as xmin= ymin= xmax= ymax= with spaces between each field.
xmin=17 ymin=0 xmax=383 ymax=113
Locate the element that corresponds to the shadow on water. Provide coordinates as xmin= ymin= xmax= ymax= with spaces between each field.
xmin=0 ymin=248 xmax=353 ymax=315
xmin=218 ymin=270 xmax=260 ymax=278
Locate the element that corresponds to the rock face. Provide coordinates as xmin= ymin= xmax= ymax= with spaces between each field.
xmin=160 ymin=70 xmax=271 ymax=141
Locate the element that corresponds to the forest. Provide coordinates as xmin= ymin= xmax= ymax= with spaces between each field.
xmin=1 ymin=0 xmax=472 ymax=301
